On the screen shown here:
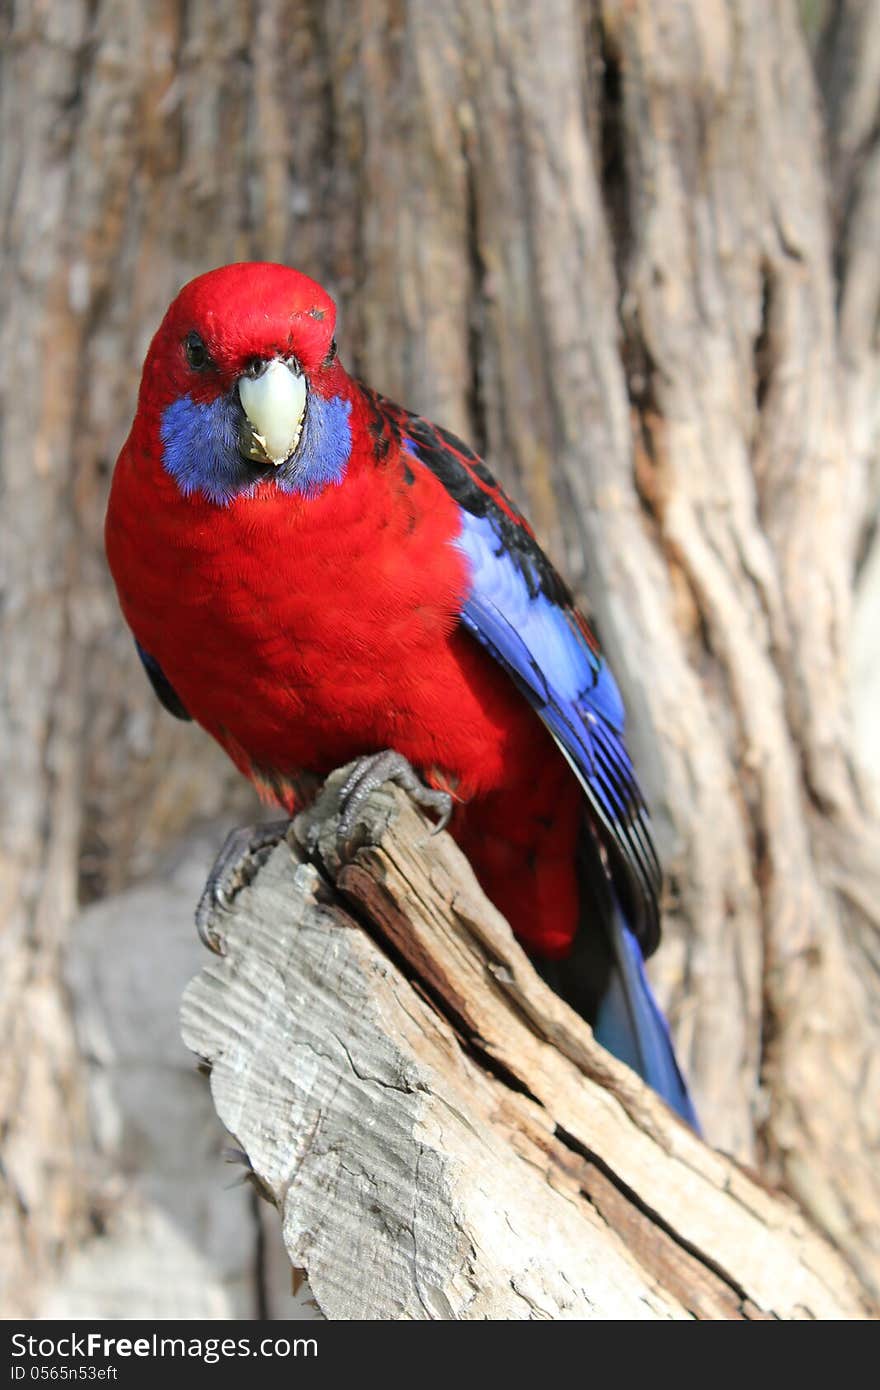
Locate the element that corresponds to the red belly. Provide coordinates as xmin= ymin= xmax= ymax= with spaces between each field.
xmin=107 ymin=450 xmax=582 ymax=956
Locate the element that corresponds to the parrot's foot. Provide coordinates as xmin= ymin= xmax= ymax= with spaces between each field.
xmin=336 ymin=751 xmax=454 ymax=847
xmin=196 ymin=819 xmax=290 ymax=953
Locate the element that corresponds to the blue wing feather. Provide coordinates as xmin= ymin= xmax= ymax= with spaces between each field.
xmin=454 ymin=508 xmax=661 ymax=952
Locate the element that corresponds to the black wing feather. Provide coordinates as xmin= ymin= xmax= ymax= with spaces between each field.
xmin=136 ymin=642 xmax=192 ymax=721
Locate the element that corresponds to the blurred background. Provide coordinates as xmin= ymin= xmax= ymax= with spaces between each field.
xmin=2 ymin=0 xmax=879 ymax=1317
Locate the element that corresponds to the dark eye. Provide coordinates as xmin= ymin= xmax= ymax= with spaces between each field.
xmin=184 ymin=331 xmax=211 ymax=371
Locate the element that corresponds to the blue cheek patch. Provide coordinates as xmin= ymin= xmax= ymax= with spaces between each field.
xmin=279 ymin=393 xmax=352 ymax=497
xmin=160 ymin=391 xmax=352 ymax=506
xmin=160 ymin=394 xmax=246 ymax=506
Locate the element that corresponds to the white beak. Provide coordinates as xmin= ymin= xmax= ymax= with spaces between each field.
xmin=238 ymin=359 xmax=307 ymax=465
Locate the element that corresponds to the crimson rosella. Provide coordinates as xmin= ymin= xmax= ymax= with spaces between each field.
xmin=105 ymin=261 xmax=697 ymax=1127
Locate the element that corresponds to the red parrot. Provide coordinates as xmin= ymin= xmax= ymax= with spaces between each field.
xmin=106 ymin=262 xmax=696 ymax=1126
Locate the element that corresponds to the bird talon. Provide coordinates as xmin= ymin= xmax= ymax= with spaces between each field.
xmin=196 ymin=819 xmax=290 ymax=952
xmin=213 ymin=884 xmax=233 ymax=913
xmin=196 ymin=905 xmax=227 ymax=956
xmin=334 ymin=751 xmax=455 ymax=849
xmin=429 ymin=799 xmax=453 ymax=836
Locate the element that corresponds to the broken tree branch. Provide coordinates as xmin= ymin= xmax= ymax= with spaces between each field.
xmin=180 ymin=769 xmax=870 ymax=1319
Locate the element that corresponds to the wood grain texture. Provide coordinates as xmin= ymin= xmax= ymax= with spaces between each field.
xmin=181 ymin=772 xmax=869 ymax=1319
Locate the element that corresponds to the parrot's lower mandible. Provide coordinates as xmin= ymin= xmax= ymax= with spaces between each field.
xmin=105 ymin=262 xmax=698 ymax=1128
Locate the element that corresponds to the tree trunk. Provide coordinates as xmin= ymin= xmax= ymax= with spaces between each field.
xmin=2 ymin=0 xmax=879 ymax=1314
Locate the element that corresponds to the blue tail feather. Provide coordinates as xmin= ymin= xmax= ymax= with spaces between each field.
xmin=534 ymin=881 xmax=699 ymax=1131
xmin=593 ymin=893 xmax=699 ymax=1130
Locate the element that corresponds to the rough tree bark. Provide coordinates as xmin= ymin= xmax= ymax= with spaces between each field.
xmin=2 ymin=0 xmax=879 ymax=1315
xmin=820 ymin=0 xmax=880 ymax=792
xmin=181 ymin=771 xmax=870 ymax=1319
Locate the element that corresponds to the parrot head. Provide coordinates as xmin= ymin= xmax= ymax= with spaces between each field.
xmin=135 ymin=262 xmax=353 ymax=505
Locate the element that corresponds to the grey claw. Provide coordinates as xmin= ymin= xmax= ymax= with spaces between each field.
xmin=334 ymin=751 xmax=455 ymax=848
xmin=429 ymin=797 xmax=453 ymax=836
xmin=196 ymin=819 xmax=290 ymax=953
xmin=196 ymin=908 xmax=226 ymax=956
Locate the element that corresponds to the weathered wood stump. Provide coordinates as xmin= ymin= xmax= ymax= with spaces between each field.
xmin=181 ymin=768 xmax=870 ymax=1320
